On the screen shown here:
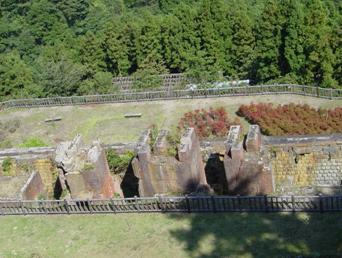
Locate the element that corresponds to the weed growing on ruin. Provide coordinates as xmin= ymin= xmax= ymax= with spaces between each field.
xmin=19 ymin=137 xmax=48 ymax=148
xmin=149 ymin=124 xmax=159 ymax=150
xmin=83 ymin=163 xmax=95 ymax=171
xmin=2 ymin=157 xmax=13 ymax=176
xmin=179 ymin=107 xmax=242 ymax=138
xmin=166 ymin=130 xmax=181 ymax=157
xmin=107 ymin=151 xmax=135 ymax=177
xmin=237 ymin=103 xmax=342 ymax=136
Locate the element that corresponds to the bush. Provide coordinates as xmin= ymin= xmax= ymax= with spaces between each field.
xmin=19 ymin=137 xmax=48 ymax=148
xmin=2 ymin=157 xmax=13 ymax=176
xmin=237 ymin=103 xmax=342 ymax=136
xmin=106 ymin=150 xmax=134 ymax=176
xmin=179 ymin=107 xmax=242 ymax=138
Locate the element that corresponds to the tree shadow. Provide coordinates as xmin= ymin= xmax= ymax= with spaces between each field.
xmin=168 ymin=186 xmax=342 ymax=257
xmin=168 ymin=212 xmax=342 ymax=258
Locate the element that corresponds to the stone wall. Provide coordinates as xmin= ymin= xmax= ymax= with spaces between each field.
xmin=223 ymin=125 xmax=274 ymax=195
xmin=55 ymin=135 xmax=123 ymax=199
xmin=20 ymin=171 xmax=45 ymax=200
xmin=132 ymin=128 xmax=208 ymax=197
xmin=266 ymin=136 xmax=342 ymax=194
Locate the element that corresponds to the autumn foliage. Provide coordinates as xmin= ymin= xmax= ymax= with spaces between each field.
xmin=179 ymin=107 xmax=241 ymax=138
xmin=237 ymin=103 xmax=342 ymax=136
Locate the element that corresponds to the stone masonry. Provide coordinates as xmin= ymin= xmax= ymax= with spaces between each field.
xmin=223 ymin=125 xmax=274 ymax=195
xmin=55 ymin=135 xmax=123 ymax=199
xmin=132 ymin=128 xmax=208 ymax=196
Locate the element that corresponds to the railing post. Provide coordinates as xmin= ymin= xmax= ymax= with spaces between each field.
xmin=20 ymin=200 xmax=27 ymax=215
xmin=291 ymin=195 xmax=295 ymax=213
xmin=319 ymin=194 xmax=324 ymax=213
xmin=237 ymin=195 xmax=242 ymax=212
xmin=211 ymin=196 xmax=216 ymax=213
xmin=330 ymin=88 xmax=333 ymax=100
xmin=264 ymin=195 xmax=269 ymax=212
xmin=40 ymin=200 xmax=47 ymax=215
xmin=158 ymin=195 xmax=164 ymax=212
xmin=134 ymin=196 xmax=140 ymax=212
xmin=185 ymin=195 xmax=191 ymax=213
xmin=88 ymin=199 xmax=93 ymax=214
xmin=64 ymin=199 xmax=70 ymax=214
xmin=110 ymin=198 xmax=116 ymax=214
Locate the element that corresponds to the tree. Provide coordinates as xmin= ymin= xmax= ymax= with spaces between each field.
xmin=226 ymin=0 xmax=255 ymax=79
xmin=302 ymin=0 xmax=337 ymax=88
xmin=0 ymin=51 xmax=37 ymax=99
xmin=253 ymin=0 xmax=283 ymax=83
xmin=283 ymin=0 xmax=306 ymax=83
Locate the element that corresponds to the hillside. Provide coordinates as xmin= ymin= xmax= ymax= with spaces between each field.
xmin=0 ymin=0 xmax=341 ymax=100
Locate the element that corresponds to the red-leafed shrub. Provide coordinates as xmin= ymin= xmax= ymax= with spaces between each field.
xmin=179 ymin=107 xmax=242 ymax=138
xmin=237 ymin=103 xmax=342 ymax=136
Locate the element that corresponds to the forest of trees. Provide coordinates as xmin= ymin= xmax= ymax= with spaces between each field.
xmin=0 ymin=0 xmax=341 ymax=100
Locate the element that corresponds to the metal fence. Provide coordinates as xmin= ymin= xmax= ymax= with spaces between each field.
xmin=0 ymin=195 xmax=341 ymax=215
xmin=1 ymin=84 xmax=341 ymax=110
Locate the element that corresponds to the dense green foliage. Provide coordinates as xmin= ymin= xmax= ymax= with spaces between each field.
xmin=238 ymin=103 xmax=342 ymax=136
xmin=0 ymin=0 xmax=341 ymax=100
xmin=106 ymin=150 xmax=134 ymax=176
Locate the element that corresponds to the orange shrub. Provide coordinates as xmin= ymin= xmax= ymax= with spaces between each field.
xmin=179 ymin=107 xmax=241 ymax=138
xmin=237 ymin=103 xmax=342 ymax=136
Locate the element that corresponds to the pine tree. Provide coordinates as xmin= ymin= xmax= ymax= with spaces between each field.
xmin=253 ymin=0 xmax=283 ymax=83
xmin=283 ymin=0 xmax=306 ymax=83
xmin=226 ymin=0 xmax=255 ymax=79
xmin=302 ymin=0 xmax=337 ymax=87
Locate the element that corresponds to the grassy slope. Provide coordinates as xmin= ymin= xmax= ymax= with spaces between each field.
xmin=0 ymin=213 xmax=341 ymax=258
xmin=0 ymin=95 xmax=341 ymax=146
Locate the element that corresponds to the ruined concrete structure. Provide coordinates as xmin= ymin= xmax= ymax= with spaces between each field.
xmin=132 ymin=128 xmax=208 ymax=196
xmin=55 ymin=135 xmax=123 ymax=199
xmin=0 ymin=125 xmax=341 ymax=199
xmin=223 ymin=125 xmax=274 ymax=195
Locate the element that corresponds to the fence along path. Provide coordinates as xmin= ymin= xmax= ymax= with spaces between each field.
xmin=0 ymin=84 xmax=341 ymax=110
xmin=0 ymin=195 xmax=341 ymax=215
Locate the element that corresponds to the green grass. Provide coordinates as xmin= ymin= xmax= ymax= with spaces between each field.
xmin=0 ymin=95 xmax=341 ymax=146
xmin=0 ymin=213 xmax=340 ymax=258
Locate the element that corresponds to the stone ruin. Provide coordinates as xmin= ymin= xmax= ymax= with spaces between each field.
xmin=131 ymin=128 xmax=208 ymax=196
xmin=0 ymin=125 xmax=341 ymax=200
xmin=55 ymin=135 xmax=123 ymax=199
xmin=223 ymin=125 xmax=274 ymax=195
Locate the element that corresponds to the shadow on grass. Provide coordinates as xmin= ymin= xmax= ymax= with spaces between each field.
xmin=168 ymin=212 xmax=342 ymax=258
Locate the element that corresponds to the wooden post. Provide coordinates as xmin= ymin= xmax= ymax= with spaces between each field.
xmin=185 ymin=195 xmax=191 ymax=213
xmin=20 ymin=200 xmax=27 ymax=215
xmin=264 ymin=195 xmax=269 ymax=212
xmin=134 ymin=196 xmax=140 ymax=212
xmin=158 ymin=195 xmax=164 ymax=212
xmin=64 ymin=199 xmax=70 ymax=214
xmin=291 ymin=195 xmax=295 ymax=213
xmin=319 ymin=194 xmax=324 ymax=213
xmin=110 ymin=198 xmax=116 ymax=214
xmin=237 ymin=195 xmax=242 ymax=212
xmin=88 ymin=199 xmax=93 ymax=214
xmin=211 ymin=196 xmax=216 ymax=213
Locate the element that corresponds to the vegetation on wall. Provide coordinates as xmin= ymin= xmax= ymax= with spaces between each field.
xmin=179 ymin=107 xmax=241 ymax=138
xmin=237 ymin=103 xmax=342 ymax=136
xmin=0 ymin=0 xmax=340 ymax=100
xmin=19 ymin=137 xmax=48 ymax=148
xmin=106 ymin=150 xmax=135 ymax=177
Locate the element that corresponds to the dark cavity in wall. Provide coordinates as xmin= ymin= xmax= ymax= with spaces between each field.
xmin=205 ymin=153 xmax=228 ymax=195
xmin=53 ymin=177 xmax=63 ymax=199
xmin=121 ymin=162 xmax=139 ymax=197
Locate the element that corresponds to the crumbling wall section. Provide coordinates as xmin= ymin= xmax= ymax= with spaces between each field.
xmin=56 ymin=135 xmax=123 ymax=199
xmin=223 ymin=125 xmax=274 ymax=195
xmin=20 ymin=171 xmax=45 ymax=200
xmin=132 ymin=128 xmax=208 ymax=197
